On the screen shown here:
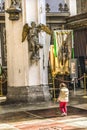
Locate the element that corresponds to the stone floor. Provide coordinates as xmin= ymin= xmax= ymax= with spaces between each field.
xmin=0 ymin=88 xmax=87 ymax=130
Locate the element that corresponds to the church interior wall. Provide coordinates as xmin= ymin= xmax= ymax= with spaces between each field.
xmin=0 ymin=0 xmax=87 ymax=101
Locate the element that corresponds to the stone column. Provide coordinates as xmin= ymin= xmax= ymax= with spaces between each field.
xmin=68 ymin=0 xmax=77 ymax=16
xmin=5 ymin=0 xmax=51 ymax=103
xmin=76 ymin=0 xmax=81 ymax=14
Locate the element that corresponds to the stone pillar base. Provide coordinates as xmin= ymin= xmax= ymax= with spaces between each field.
xmin=6 ymin=85 xmax=51 ymax=103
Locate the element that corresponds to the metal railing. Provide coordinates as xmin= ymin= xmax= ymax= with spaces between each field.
xmin=51 ymin=73 xmax=87 ymax=101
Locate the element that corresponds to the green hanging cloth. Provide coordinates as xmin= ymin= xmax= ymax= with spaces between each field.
xmin=53 ymin=32 xmax=57 ymax=57
xmin=72 ymin=48 xmax=74 ymax=59
xmin=72 ymin=31 xmax=74 ymax=59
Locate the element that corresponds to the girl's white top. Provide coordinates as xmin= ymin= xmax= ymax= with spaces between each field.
xmin=58 ymin=87 xmax=69 ymax=102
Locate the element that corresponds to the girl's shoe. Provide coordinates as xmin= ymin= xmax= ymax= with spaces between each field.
xmin=64 ymin=113 xmax=67 ymax=116
xmin=61 ymin=113 xmax=67 ymax=116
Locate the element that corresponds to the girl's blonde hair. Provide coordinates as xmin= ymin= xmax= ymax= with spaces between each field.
xmin=59 ymin=83 xmax=67 ymax=88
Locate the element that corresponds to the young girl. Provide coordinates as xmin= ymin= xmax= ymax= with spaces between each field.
xmin=57 ymin=83 xmax=69 ymax=116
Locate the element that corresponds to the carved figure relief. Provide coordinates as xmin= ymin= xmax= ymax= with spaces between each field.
xmin=22 ymin=21 xmax=52 ymax=61
xmin=27 ymin=22 xmax=43 ymax=60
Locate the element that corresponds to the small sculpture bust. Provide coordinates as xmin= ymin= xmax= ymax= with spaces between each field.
xmin=10 ymin=0 xmax=21 ymax=9
xmin=11 ymin=0 xmax=17 ymax=7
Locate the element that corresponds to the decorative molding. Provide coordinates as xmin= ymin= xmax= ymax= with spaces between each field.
xmin=46 ymin=3 xmax=50 ymax=13
xmin=46 ymin=12 xmax=70 ymax=29
xmin=0 ymin=13 xmax=5 ymax=22
xmin=66 ymin=12 xmax=87 ymax=29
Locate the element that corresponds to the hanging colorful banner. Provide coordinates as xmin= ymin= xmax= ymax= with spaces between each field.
xmin=50 ymin=30 xmax=73 ymax=76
